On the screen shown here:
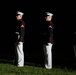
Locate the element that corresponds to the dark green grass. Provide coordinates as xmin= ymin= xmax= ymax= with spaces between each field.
xmin=0 ymin=59 xmax=76 ymax=75
xmin=0 ymin=63 xmax=76 ymax=75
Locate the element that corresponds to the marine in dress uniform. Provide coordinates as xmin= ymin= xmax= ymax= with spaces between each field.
xmin=43 ymin=12 xmax=54 ymax=69
xmin=15 ymin=11 xmax=25 ymax=67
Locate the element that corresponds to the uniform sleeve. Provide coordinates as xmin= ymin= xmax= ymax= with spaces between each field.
xmin=48 ymin=22 xmax=54 ymax=29
xmin=20 ymin=21 xmax=25 ymax=42
xmin=48 ymin=22 xmax=54 ymax=43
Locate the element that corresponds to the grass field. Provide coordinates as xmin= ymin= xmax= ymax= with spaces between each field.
xmin=0 ymin=61 xmax=76 ymax=75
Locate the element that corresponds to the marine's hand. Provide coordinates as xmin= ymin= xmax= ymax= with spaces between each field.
xmin=15 ymin=32 xmax=19 ymax=34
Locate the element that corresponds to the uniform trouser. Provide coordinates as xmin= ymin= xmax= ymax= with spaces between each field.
xmin=43 ymin=43 xmax=53 ymax=69
xmin=15 ymin=42 xmax=24 ymax=67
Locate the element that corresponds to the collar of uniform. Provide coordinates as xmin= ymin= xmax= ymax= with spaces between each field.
xmin=47 ymin=21 xmax=51 ymax=22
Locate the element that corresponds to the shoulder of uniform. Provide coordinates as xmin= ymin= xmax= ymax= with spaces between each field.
xmin=21 ymin=24 xmax=25 ymax=28
xmin=21 ymin=20 xmax=25 ymax=25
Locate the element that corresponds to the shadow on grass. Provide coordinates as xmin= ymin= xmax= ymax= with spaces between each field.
xmin=0 ymin=59 xmax=76 ymax=70
xmin=0 ymin=59 xmax=44 ymax=68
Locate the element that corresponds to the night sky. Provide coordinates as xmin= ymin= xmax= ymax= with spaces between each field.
xmin=0 ymin=1 xmax=76 ymax=67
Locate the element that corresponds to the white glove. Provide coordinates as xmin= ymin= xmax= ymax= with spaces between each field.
xmin=15 ymin=32 xmax=19 ymax=35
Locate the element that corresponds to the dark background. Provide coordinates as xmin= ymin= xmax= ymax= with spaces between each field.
xmin=0 ymin=1 xmax=76 ymax=68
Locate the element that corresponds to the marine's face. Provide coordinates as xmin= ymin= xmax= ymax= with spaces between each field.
xmin=45 ymin=16 xmax=52 ymax=21
xmin=16 ymin=15 xmax=23 ymax=20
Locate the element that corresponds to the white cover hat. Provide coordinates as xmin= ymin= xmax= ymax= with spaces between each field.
xmin=46 ymin=12 xmax=53 ymax=16
xmin=17 ymin=11 xmax=24 ymax=15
